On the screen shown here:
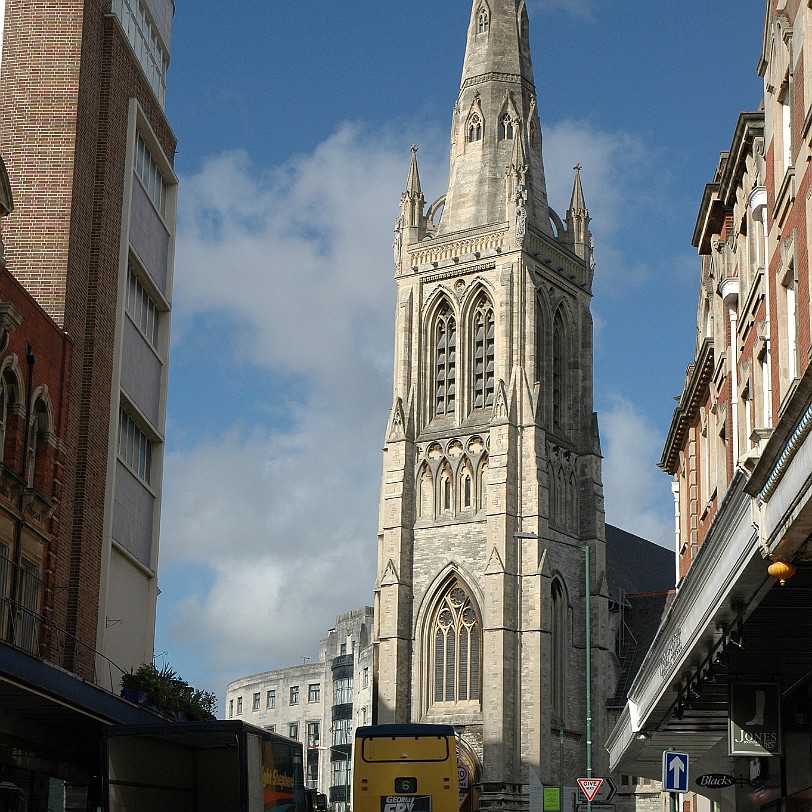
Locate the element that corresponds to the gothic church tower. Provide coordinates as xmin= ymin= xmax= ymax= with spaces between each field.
xmin=374 ymin=2 xmax=611 ymax=810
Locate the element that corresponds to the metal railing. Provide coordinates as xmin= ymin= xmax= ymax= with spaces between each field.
xmin=0 ymin=584 xmax=125 ymax=695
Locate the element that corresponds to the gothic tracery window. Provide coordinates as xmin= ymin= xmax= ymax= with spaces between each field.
xmin=478 ymin=8 xmax=489 ymax=33
xmin=468 ymin=114 xmax=482 ymax=143
xmin=499 ymin=115 xmax=514 ymax=141
xmin=434 ymin=302 xmax=457 ymax=417
xmin=432 ymin=581 xmax=481 ymax=704
xmin=472 ymin=294 xmax=495 ymax=410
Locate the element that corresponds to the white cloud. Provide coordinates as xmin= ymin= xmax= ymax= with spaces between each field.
xmin=160 ymin=123 xmax=448 ymax=693
xmin=600 ymin=395 xmax=674 ymax=549
xmin=542 ymin=118 xmax=651 ymax=240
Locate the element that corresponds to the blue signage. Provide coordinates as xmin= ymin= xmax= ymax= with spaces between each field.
xmin=662 ymin=751 xmax=689 ymax=793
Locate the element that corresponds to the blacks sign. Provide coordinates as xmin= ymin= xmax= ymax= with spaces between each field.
xmin=695 ymin=774 xmax=735 ymax=790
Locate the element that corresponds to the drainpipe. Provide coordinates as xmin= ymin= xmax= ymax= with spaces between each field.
xmin=7 ymin=344 xmax=35 ymax=645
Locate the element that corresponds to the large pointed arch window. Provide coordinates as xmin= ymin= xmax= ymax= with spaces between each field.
xmin=552 ymin=310 xmax=566 ymax=430
xmin=434 ymin=302 xmax=456 ymax=417
xmin=432 ymin=581 xmax=481 ymax=704
xmin=551 ymin=578 xmax=567 ymax=717
xmin=472 ymin=294 xmax=495 ymax=410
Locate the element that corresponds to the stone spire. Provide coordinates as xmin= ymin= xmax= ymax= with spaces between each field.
xmin=438 ymin=0 xmax=550 ymax=236
xmin=401 ymin=145 xmax=425 ymax=237
xmin=565 ymin=163 xmax=591 ymax=262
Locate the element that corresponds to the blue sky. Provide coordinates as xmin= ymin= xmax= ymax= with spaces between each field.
xmin=154 ymin=0 xmax=765 ymax=704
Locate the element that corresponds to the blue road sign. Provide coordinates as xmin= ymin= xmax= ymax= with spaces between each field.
xmin=662 ymin=751 xmax=689 ymax=793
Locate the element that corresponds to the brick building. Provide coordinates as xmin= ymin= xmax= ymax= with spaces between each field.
xmin=0 ymin=0 xmax=177 ymax=807
xmin=608 ymin=3 xmax=812 ymax=812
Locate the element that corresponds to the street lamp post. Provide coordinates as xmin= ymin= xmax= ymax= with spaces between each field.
xmin=514 ymin=532 xmax=593 ymax=807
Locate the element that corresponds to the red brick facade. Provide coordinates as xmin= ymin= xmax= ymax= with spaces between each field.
xmin=0 ymin=0 xmax=176 ymax=679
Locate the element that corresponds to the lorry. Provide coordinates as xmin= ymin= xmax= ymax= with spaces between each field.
xmin=103 ymin=720 xmax=311 ymax=812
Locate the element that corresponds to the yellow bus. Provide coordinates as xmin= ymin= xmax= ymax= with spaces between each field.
xmin=353 ymin=724 xmax=459 ymax=812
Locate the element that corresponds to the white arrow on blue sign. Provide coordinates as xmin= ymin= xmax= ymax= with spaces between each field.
xmin=662 ymin=751 xmax=689 ymax=793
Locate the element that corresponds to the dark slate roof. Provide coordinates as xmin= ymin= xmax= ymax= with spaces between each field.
xmin=605 ymin=523 xmax=676 ymax=600
xmin=604 ymin=524 xmax=677 ymax=708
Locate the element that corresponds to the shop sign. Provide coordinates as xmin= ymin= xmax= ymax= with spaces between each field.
xmin=728 ymin=682 xmax=783 ymax=756
xmin=695 ymin=774 xmax=735 ymax=789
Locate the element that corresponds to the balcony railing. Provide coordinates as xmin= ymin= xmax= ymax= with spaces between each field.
xmin=0 ymin=563 xmax=127 ymax=693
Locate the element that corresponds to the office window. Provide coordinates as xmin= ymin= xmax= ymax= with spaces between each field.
xmin=334 ymin=677 xmax=352 ymax=705
xmin=252 ymin=692 xmax=260 ymax=712
xmin=333 ymin=718 xmax=352 ymax=746
xmin=134 ymin=130 xmax=167 ymax=216
xmin=289 ymin=723 xmax=298 ymax=740
xmin=236 ymin=697 xmax=243 ymax=715
xmin=267 ymin=689 xmax=276 ymax=709
xmin=118 ymin=407 xmax=152 ymax=484
xmin=308 ymin=683 xmax=320 ymax=702
xmin=228 ymin=699 xmax=234 ymax=718
xmin=112 ymin=0 xmax=168 ymax=105
xmin=290 ymin=685 xmax=299 ymax=705
xmin=307 ymin=722 xmax=320 ymax=748
xmin=126 ymin=265 xmax=160 ymax=348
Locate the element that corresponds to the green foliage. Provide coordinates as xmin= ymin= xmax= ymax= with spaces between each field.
xmin=121 ymin=662 xmax=217 ymax=721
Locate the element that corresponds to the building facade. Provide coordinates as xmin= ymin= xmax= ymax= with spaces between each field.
xmin=373 ymin=2 xmax=614 ymax=810
xmin=608 ymin=3 xmax=812 ymax=812
xmin=0 ymin=0 xmax=177 ymax=681
xmin=0 ymin=0 xmax=177 ymax=808
xmin=225 ymin=607 xmax=375 ymax=812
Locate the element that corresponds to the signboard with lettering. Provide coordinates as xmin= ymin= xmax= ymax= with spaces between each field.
xmin=729 ymin=683 xmax=783 ymax=756
xmin=543 ymin=788 xmax=561 ymax=811
xmin=695 ymin=774 xmax=735 ymax=790
xmin=381 ymin=796 xmax=432 ymax=812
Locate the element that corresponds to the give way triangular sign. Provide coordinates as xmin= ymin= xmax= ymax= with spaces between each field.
xmin=577 ymin=778 xmax=604 ymax=802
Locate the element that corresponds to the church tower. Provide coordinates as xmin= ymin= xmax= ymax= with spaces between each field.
xmin=374 ymin=2 xmax=611 ymax=811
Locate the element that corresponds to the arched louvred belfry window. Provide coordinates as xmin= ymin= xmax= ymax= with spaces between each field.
xmin=434 ymin=302 xmax=456 ymax=417
xmin=472 ymin=294 xmax=495 ymax=410
xmin=552 ymin=310 xmax=566 ymax=430
xmin=468 ymin=114 xmax=482 ymax=144
xmin=432 ymin=580 xmax=481 ymax=704
xmin=551 ymin=578 xmax=567 ymax=717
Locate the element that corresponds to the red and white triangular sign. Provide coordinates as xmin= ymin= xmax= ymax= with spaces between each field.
xmin=577 ymin=778 xmax=604 ymax=802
